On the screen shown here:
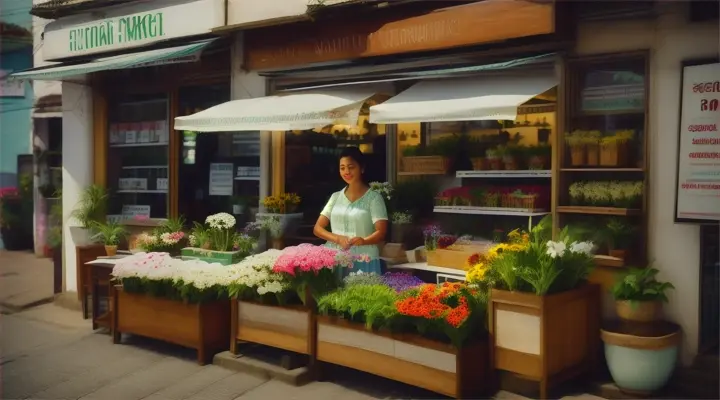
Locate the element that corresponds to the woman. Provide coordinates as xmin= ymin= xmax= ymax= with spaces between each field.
xmin=313 ymin=147 xmax=388 ymax=275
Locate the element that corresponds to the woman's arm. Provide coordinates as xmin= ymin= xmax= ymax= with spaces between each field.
xmin=314 ymin=215 xmax=351 ymax=250
xmin=351 ymin=220 xmax=388 ymax=246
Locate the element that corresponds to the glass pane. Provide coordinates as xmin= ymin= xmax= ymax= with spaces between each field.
xmin=177 ymin=84 xmax=259 ymax=227
xmin=107 ymin=94 xmax=169 ymax=220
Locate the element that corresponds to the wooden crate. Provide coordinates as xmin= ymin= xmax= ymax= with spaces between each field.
xmin=231 ymin=300 xmax=314 ymax=356
xmin=427 ymin=243 xmax=492 ymax=270
xmin=401 ymin=156 xmax=448 ymax=174
xmin=112 ymin=287 xmax=230 ymax=365
xmin=317 ymin=316 xmax=491 ymax=398
xmin=488 ymin=284 xmax=601 ymax=399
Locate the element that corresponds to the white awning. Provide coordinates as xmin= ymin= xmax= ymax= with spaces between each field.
xmin=174 ymin=86 xmax=387 ymax=132
xmin=10 ymin=39 xmax=214 ymax=81
xmin=369 ymin=71 xmax=558 ymax=124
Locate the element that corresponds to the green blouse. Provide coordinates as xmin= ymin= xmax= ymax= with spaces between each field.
xmin=320 ymin=188 xmax=388 ymax=260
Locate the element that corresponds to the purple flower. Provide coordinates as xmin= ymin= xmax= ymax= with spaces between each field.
xmin=423 ymin=225 xmax=442 ymax=238
xmin=381 ymin=272 xmax=425 ymax=292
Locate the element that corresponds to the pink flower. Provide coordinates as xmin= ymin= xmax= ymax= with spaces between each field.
xmin=272 ymin=244 xmax=371 ymax=276
xmin=133 ymin=215 xmax=149 ymax=221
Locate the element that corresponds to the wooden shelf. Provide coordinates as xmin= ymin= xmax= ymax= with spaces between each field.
xmin=556 ymin=206 xmax=641 ymax=216
xmin=561 ymin=168 xmax=644 ymax=172
xmin=456 ymin=170 xmax=551 ymax=178
xmin=110 ymin=142 xmax=168 ymax=148
xmin=594 ymin=255 xmax=625 ymax=268
xmin=398 ymin=171 xmax=446 ymax=176
xmin=434 ymin=206 xmax=549 ymax=217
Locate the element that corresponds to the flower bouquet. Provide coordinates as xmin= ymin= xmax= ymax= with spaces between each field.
xmin=134 ymin=217 xmax=187 ymax=256
xmin=181 ymin=213 xmax=256 ymax=265
xmin=226 ymin=249 xmax=293 ymax=304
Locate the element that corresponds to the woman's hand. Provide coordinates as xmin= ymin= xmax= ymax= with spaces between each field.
xmin=336 ymin=235 xmax=352 ymax=250
xmin=349 ymin=237 xmax=365 ymax=247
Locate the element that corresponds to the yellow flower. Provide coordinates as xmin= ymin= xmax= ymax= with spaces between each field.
xmin=467 ymin=264 xmax=487 ymax=283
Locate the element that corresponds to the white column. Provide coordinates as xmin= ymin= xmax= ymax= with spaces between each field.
xmin=230 ymin=31 xmax=269 ymax=201
xmin=61 ymin=81 xmax=93 ymax=293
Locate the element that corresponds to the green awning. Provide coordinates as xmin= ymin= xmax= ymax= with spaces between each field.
xmin=10 ymin=39 xmax=214 ymax=81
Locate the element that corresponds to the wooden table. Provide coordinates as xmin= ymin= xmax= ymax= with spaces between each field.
xmin=85 ymin=257 xmax=127 ymax=331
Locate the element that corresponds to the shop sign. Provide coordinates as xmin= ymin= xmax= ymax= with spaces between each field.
xmin=121 ymin=205 xmax=151 ymax=220
xmin=675 ymin=62 xmax=720 ymax=223
xmin=43 ymin=0 xmax=224 ymax=61
xmin=244 ymin=0 xmax=555 ymax=70
xmin=209 ymin=163 xmax=234 ymax=196
xmin=227 ymin=0 xmax=308 ymax=28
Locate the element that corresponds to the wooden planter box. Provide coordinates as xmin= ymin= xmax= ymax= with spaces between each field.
xmin=401 ymin=156 xmax=448 ymax=174
xmin=230 ymin=300 xmax=314 ymax=356
xmin=317 ymin=316 xmax=490 ymax=398
xmin=427 ymin=242 xmax=492 ymax=271
xmin=180 ymin=247 xmax=245 ymax=265
xmin=112 ymin=287 xmax=230 ymax=365
xmin=489 ymin=284 xmax=601 ymax=399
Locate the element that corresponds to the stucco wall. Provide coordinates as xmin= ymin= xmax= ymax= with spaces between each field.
xmin=61 ymin=82 xmax=93 ymax=292
xmin=576 ymin=2 xmax=719 ymax=366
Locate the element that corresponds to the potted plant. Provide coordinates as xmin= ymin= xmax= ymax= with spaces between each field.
xmin=611 ymin=267 xmax=674 ymax=322
xmin=230 ymin=196 xmax=249 ymax=215
xmin=502 ymin=145 xmax=525 ymax=170
xmin=91 ymin=221 xmax=128 ymax=256
xmin=599 ymin=218 xmax=637 ymax=261
xmin=134 ymin=217 xmax=188 ymax=256
xmin=485 ymin=192 xmax=500 ymax=208
xmin=600 ymin=130 xmax=634 ymax=167
xmin=602 ymin=267 xmax=680 ymax=395
xmin=568 ymin=182 xmax=585 ymax=205
xmin=585 ymin=131 xmax=602 ymax=166
xmin=565 ymin=130 xmax=587 ymax=166
xmin=390 ymin=211 xmax=412 ymax=243
xmin=469 ymin=188 xmax=487 ymax=207
xmin=477 ymin=220 xmax=600 ymax=399
xmin=69 ymin=184 xmax=108 ymax=245
xmin=250 ymin=216 xmax=284 ymax=249
xmin=527 ymin=143 xmax=551 ymax=170
xmin=486 ymin=148 xmax=502 ymax=170
xmin=258 ymin=193 xmax=303 ymax=237
xmin=182 ymin=213 xmax=256 ymax=265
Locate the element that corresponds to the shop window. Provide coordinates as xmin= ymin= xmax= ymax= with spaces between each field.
xmin=107 ymin=93 xmax=169 ymax=220
xmin=285 ymin=114 xmax=387 ymax=223
xmin=177 ymin=84 xmax=260 ymax=228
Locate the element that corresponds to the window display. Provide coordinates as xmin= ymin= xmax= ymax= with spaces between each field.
xmin=107 ymin=94 xmax=169 ymax=219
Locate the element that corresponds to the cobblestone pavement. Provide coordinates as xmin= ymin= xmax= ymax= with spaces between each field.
xmin=0 ymin=303 xmax=605 ymax=400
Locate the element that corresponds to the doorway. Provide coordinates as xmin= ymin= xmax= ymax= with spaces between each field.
xmin=699 ymin=223 xmax=719 ymax=356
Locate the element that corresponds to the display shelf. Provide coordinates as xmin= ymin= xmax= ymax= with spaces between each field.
xmin=434 ymin=206 xmax=549 ymax=217
xmin=234 ymin=176 xmax=260 ymax=181
xmin=389 ymin=262 xmax=467 ymax=277
xmin=398 ymin=171 xmax=446 ymax=176
xmin=116 ymin=190 xmax=168 ymax=194
xmin=110 ymin=142 xmax=168 ymax=148
xmin=594 ymin=255 xmax=625 ymax=268
xmin=561 ymin=168 xmax=644 ymax=172
xmin=121 ymin=165 xmax=168 ymax=169
xmin=556 ymin=206 xmax=641 ymax=216
xmin=456 ymin=170 xmax=551 ymax=178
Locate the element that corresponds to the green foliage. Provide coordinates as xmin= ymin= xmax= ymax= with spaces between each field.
xmin=47 ymin=200 xmax=63 ymax=249
xmin=163 ymin=216 xmax=186 ymax=233
xmin=598 ymin=217 xmax=637 ymax=251
xmin=611 ymin=267 xmax=674 ymax=303
xmin=0 ymin=174 xmax=34 ymax=246
xmin=120 ymin=276 xmax=227 ymax=304
xmin=189 ymin=221 xmax=210 ymax=248
xmin=317 ymin=284 xmax=399 ymax=329
xmin=90 ymin=221 xmax=127 ymax=245
xmin=69 ymin=185 xmax=108 ymax=229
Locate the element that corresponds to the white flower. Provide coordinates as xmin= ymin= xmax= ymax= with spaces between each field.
xmin=206 ymin=212 xmax=236 ymax=230
xmin=546 ymin=241 xmax=567 ymax=258
xmin=570 ymin=241 xmax=595 ymax=255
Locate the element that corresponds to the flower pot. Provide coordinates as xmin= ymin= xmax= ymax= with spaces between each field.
xmin=502 ymin=156 xmax=519 ymax=170
xmin=271 ymin=238 xmax=284 ymax=250
xmin=609 ymin=249 xmax=627 ymax=261
xmin=601 ymin=320 xmax=681 ymax=395
xmin=471 ymin=157 xmax=487 ymax=171
xmin=391 ymin=223 xmax=409 ymax=243
xmin=586 ymin=144 xmax=600 ymax=166
xmin=569 ymin=145 xmax=586 ymax=166
xmin=616 ymin=300 xmax=662 ymax=322
xmin=600 ymin=142 xmax=629 ymax=167
xmin=105 ymin=245 xmax=118 ymax=257
xmin=69 ymin=226 xmax=93 ymax=246
xmin=487 ymin=158 xmax=503 ymax=170
xmin=180 ymin=248 xmax=246 ymax=265
xmin=528 ymin=155 xmax=548 ymax=170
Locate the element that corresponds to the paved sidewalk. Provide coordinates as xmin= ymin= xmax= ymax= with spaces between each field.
xmin=0 ymin=304 xmax=605 ymax=400
xmin=0 ymin=250 xmax=55 ymax=313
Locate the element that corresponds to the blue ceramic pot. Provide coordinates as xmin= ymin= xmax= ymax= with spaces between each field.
xmin=601 ymin=321 xmax=681 ymax=395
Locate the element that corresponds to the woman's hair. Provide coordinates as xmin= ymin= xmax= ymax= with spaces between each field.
xmin=339 ymin=146 xmax=367 ymax=171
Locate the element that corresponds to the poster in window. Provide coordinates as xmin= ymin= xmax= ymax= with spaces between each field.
xmin=675 ymin=62 xmax=720 ymax=223
xmin=209 ymin=163 xmax=233 ymax=196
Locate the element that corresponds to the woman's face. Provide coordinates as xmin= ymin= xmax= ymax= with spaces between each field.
xmin=339 ymin=156 xmax=362 ymax=185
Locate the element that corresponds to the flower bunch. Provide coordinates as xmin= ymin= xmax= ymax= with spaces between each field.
xmin=437 ymin=235 xmax=457 ymax=249
xmin=369 ymin=181 xmax=393 ymax=202
xmin=262 ymin=193 xmax=301 ymax=214
xmin=344 ymin=270 xmax=383 ymax=286
xmin=569 ymin=181 xmax=643 ymax=208
xmin=160 ymin=231 xmax=185 ymax=245
xmin=423 ymin=225 xmax=442 ymax=251
xmin=395 ymin=282 xmax=487 ymax=347
xmin=206 ymin=212 xmax=236 ymax=230
xmin=227 ymin=249 xmax=292 ymax=303
xmin=134 ymin=217 xmax=188 ymax=255
xmin=188 ymin=213 xmax=252 ymax=253
xmin=380 ymin=272 xmax=424 ymax=292
xmin=391 ymin=211 xmax=413 ymax=225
